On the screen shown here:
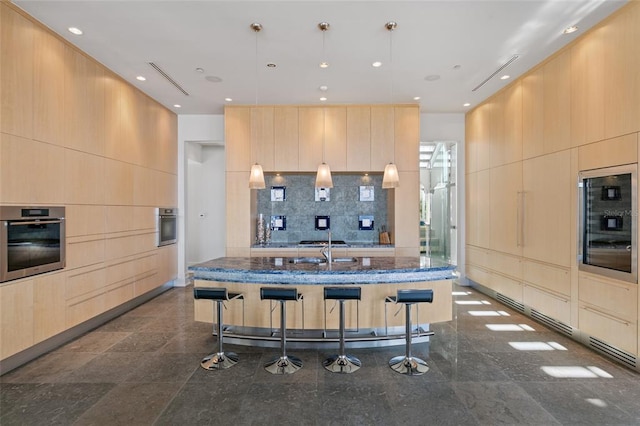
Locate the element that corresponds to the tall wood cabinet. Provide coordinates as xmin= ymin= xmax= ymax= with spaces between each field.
xmin=466 ymin=1 xmax=640 ymax=362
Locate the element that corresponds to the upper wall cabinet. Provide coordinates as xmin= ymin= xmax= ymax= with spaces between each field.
xmin=1 ymin=5 xmax=34 ymax=139
xmin=370 ymin=106 xmax=394 ymax=171
xmin=324 ymin=107 xmax=347 ymax=172
xmin=273 ymin=106 xmax=299 ymax=172
xmin=570 ymin=25 xmax=605 ymax=147
xmin=502 ymin=82 xmax=523 ymax=164
xmin=603 ymin=2 xmax=640 ymax=139
xmin=542 ymin=50 xmax=571 ymax=154
xmin=298 ymin=107 xmax=324 ymax=172
xmin=488 ymin=92 xmax=505 ymax=169
xmin=346 ymin=106 xmax=371 ymax=171
xmin=251 ymin=107 xmax=275 ymax=171
xmin=33 ymin=23 xmax=65 ymax=146
xmin=225 ymin=107 xmax=252 ymax=172
xmin=394 ymin=106 xmax=419 ymax=172
xmin=522 ymin=67 xmax=544 ymax=159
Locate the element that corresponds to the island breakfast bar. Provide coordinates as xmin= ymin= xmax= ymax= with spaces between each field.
xmin=190 ymin=256 xmax=456 ymax=348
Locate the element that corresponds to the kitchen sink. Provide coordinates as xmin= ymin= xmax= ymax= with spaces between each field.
xmin=332 ymin=257 xmax=358 ymax=263
xmin=288 ymin=257 xmax=327 ymax=264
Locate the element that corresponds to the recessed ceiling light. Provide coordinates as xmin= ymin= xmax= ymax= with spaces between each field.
xmin=173 ymin=104 xmax=181 ymax=108
xmin=266 ymin=63 xmax=277 ymax=68
xmin=195 ymin=68 xmax=204 ymax=73
xmin=453 ymin=64 xmax=462 ymax=70
xmin=563 ymin=25 xmax=578 ymax=34
xmin=463 ymin=103 xmax=471 ymax=107
xmin=68 ymin=27 xmax=83 ymax=35
xmin=424 ymin=74 xmax=440 ymax=82
xmin=136 ymin=76 xmax=146 ymax=81
xmin=225 ymin=98 xmax=233 ymax=102
xmin=319 ymin=62 xmax=329 ymax=69
xmin=413 ymin=96 xmax=421 ymax=101
xmin=320 ymin=97 xmax=327 ymax=101
xmin=500 ymin=75 xmax=510 ymax=80
xmin=372 ymin=61 xmax=382 ymax=68
xmin=205 ymin=75 xmax=222 ymax=83
xmin=319 ymin=85 xmax=328 ymax=92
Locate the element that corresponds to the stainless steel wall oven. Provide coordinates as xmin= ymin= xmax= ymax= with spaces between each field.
xmin=156 ymin=207 xmax=177 ymax=247
xmin=1 ymin=206 xmax=66 ymax=283
xmin=578 ymin=164 xmax=637 ymax=283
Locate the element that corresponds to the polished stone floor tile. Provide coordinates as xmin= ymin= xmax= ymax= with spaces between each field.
xmin=453 ymin=381 xmax=561 ymax=425
xmin=74 ymin=382 xmax=182 ymax=426
xmin=1 ymin=285 xmax=639 ymax=425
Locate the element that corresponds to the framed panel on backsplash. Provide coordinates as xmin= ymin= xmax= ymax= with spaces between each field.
xmin=255 ymin=173 xmax=388 ymax=245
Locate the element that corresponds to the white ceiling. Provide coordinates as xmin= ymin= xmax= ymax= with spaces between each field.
xmin=15 ymin=0 xmax=627 ymax=115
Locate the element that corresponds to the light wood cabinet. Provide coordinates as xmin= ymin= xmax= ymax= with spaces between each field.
xmin=570 ymin=26 xmax=605 ymax=147
xmin=522 ymin=150 xmax=571 ymax=267
xmin=489 ymin=162 xmax=522 ymax=256
xmin=603 ymin=2 xmax=640 ymax=139
xmin=346 ymin=106 xmax=371 ymax=171
xmin=392 ymin=171 xmax=420 ymax=253
xmin=502 ymin=82 xmax=523 ymax=164
xmin=488 ymin=93 xmax=505 ymax=168
xmin=324 ymin=106 xmax=347 ymax=172
xmin=64 ymin=47 xmax=105 ymax=156
xmin=542 ymin=50 xmax=571 ymax=154
xmin=370 ymin=106 xmax=394 ymax=171
xmin=522 ymin=67 xmax=544 ymax=159
xmin=225 ymin=107 xmax=252 ymax=172
xmin=274 ymin=106 xmax=299 ymax=171
xmin=33 ymin=23 xmax=65 ymax=146
xmin=298 ymin=107 xmax=324 ymax=172
xmin=465 ymin=169 xmax=491 ymax=249
xmin=475 ymin=103 xmax=492 ymax=171
xmin=465 ymin=108 xmax=479 ymax=174
xmin=524 ymin=284 xmax=571 ymax=324
xmin=0 ymin=4 xmax=33 ymax=139
xmin=33 ymin=273 xmax=66 ymax=344
xmin=251 ymin=107 xmax=275 ymax=171
xmin=0 ymin=280 xmax=34 ymax=359
xmin=394 ymin=106 xmax=419 ymax=172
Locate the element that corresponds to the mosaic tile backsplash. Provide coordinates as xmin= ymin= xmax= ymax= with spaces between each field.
xmin=257 ymin=173 xmax=388 ymax=244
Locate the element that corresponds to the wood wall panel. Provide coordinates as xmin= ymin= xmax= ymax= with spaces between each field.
xmin=0 ymin=280 xmax=34 ymax=359
xmin=273 ymin=107 xmax=299 ymax=171
xmin=324 ymin=106 xmax=347 ymax=172
xmin=298 ymin=107 xmax=324 ymax=172
xmin=0 ymin=5 xmax=33 ymax=139
xmin=225 ymin=107 xmax=251 ymax=172
xmin=394 ymin=106 xmax=419 ymax=172
xmin=66 ymin=205 xmax=106 ymax=237
xmin=33 ymin=23 xmax=65 ymax=146
xmin=370 ymin=106 xmax=394 ymax=171
xmin=0 ymin=134 xmax=65 ymax=204
xmin=522 ymin=68 xmax=544 ymax=159
xmin=346 ymin=106 xmax=371 ymax=171
xmin=104 ymin=159 xmax=134 ymax=206
xmin=33 ymin=273 xmax=66 ymax=343
xmin=251 ymin=107 xmax=275 ymax=171
xmin=64 ymin=150 xmax=105 ymax=205
xmin=542 ymin=50 xmax=571 ymax=154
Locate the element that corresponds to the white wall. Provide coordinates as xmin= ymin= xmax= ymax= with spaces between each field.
xmin=177 ymin=114 xmax=224 ymax=286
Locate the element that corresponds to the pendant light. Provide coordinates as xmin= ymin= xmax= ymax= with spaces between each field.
xmin=315 ymin=22 xmax=333 ymax=188
xmin=382 ymin=21 xmax=400 ymax=189
xmin=248 ymin=22 xmax=266 ymax=189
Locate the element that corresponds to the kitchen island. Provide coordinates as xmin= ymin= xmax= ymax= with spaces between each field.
xmin=190 ymin=256 xmax=456 ymax=348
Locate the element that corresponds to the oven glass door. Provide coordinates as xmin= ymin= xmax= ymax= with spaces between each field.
xmin=580 ymin=164 xmax=637 ymax=283
xmin=7 ymin=220 xmax=62 ymax=272
xmin=158 ymin=216 xmax=177 ymax=246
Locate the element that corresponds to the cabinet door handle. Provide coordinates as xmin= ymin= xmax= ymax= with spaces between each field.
xmin=582 ymin=306 xmax=630 ymax=326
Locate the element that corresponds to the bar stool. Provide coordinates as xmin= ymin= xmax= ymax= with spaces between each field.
xmin=193 ymin=287 xmax=244 ymax=370
xmin=323 ymin=286 xmax=362 ymax=374
xmin=386 ymin=289 xmax=434 ymax=376
xmin=260 ymin=287 xmax=304 ymax=374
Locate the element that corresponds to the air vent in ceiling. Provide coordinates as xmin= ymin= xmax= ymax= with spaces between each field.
xmin=472 ymin=54 xmax=520 ymax=92
xmin=147 ymin=62 xmax=190 ymax=96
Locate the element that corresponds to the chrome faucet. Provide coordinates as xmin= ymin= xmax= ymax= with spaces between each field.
xmin=321 ymin=231 xmax=332 ymax=264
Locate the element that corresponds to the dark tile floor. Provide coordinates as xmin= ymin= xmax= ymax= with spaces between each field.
xmin=2 ymin=284 xmax=639 ymax=425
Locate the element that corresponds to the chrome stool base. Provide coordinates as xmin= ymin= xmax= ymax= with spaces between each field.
xmin=323 ymin=354 xmax=361 ymax=374
xmin=201 ymin=351 xmax=239 ymax=370
xmin=264 ymin=355 xmax=303 ymax=375
xmin=389 ymin=355 xmax=429 ymax=375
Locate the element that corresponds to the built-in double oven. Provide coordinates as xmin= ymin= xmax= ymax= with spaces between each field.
xmin=578 ymin=164 xmax=637 ymax=283
xmin=1 ymin=206 xmax=66 ymax=283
